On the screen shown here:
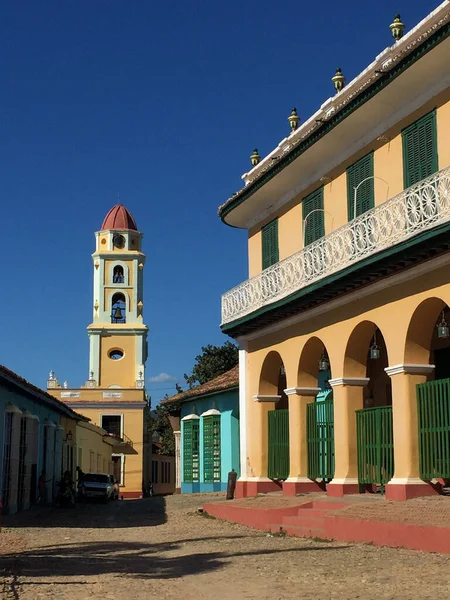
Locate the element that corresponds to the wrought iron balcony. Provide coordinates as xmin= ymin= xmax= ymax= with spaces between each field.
xmin=221 ymin=166 xmax=450 ymax=325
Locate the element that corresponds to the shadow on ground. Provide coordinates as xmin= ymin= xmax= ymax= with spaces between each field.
xmin=2 ymin=497 xmax=167 ymax=529
xmin=2 ymin=537 xmax=349 ymax=581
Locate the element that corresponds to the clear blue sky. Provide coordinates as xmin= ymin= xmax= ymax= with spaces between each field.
xmin=1 ymin=0 xmax=439 ymax=404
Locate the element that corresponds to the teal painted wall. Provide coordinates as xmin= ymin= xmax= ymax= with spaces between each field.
xmin=180 ymin=388 xmax=239 ymax=494
xmin=0 ymin=381 xmax=64 ymax=503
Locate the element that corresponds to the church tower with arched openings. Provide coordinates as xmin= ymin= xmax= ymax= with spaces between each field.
xmin=47 ymin=204 xmax=149 ymax=498
xmin=89 ymin=204 xmax=148 ymax=388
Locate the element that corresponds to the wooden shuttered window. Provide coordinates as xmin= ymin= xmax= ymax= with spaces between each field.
xmin=261 ymin=218 xmax=279 ymax=270
xmin=183 ymin=420 xmax=199 ymax=483
xmin=347 ymin=152 xmax=374 ymax=220
xmin=402 ymin=110 xmax=438 ymax=188
xmin=302 ymin=188 xmax=324 ymax=246
xmin=203 ymin=415 xmax=221 ymax=483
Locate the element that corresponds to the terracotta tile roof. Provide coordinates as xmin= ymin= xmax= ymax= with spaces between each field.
xmin=0 ymin=365 xmax=87 ymax=421
xmin=161 ymin=365 xmax=239 ymax=406
xmin=101 ymin=204 xmax=138 ymax=231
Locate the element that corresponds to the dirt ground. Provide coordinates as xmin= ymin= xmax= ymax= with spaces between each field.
xmin=1 ymin=493 xmax=450 ymax=600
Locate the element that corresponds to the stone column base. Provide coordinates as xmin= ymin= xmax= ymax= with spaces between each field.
xmin=385 ymin=478 xmax=439 ymax=501
xmin=235 ymin=478 xmax=281 ymax=498
xmin=327 ymin=478 xmax=360 ymax=497
xmin=283 ymin=478 xmax=325 ymax=496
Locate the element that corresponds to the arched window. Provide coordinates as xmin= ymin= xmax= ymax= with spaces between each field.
xmin=111 ymin=293 xmax=126 ymax=323
xmin=113 ymin=265 xmax=124 ymax=284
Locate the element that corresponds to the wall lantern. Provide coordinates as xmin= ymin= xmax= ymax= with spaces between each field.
xmin=288 ymin=107 xmax=300 ymax=132
xmin=66 ymin=430 xmax=73 ymax=443
xmin=318 ymin=349 xmax=330 ymax=372
xmin=390 ymin=14 xmax=405 ymax=41
xmin=437 ymin=311 xmax=450 ymax=339
xmin=370 ymin=331 xmax=381 ymax=360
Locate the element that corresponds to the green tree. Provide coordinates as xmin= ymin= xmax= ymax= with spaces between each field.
xmin=183 ymin=341 xmax=238 ymax=388
xmin=147 ymin=403 xmax=175 ymax=455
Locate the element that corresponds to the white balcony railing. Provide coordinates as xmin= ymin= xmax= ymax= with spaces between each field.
xmin=221 ymin=166 xmax=450 ymax=325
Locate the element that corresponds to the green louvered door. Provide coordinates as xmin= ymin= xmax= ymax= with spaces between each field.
xmin=302 ymin=188 xmax=324 ymax=246
xmin=268 ymin=409 xmax=290 ymax=480
xmin=183 ymin=420 xmax=199 ymax=483
xmin=417 ymin=379 xmax=450 ymax=479
xmin=203 ymin=415 xmax=221 ymax=483
xmin=402 ymin=110 xmax=438 ymax=188
xmin=262 ymin=218 xmax=279 ymax=269
xmin=307 ymin=397 xmax=335 ymax=481
xmin=347 ymin=153 xmax=374 ymax=220
xmin=356 ymin=406 xmax=394 ymax=487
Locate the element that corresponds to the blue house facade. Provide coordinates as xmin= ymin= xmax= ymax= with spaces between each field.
xmin=163 ymin=366 xmax=239 ymax=494
xmin=0 ymin=365 xmax=82 ymax=515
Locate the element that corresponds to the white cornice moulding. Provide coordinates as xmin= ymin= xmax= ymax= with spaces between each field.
xmin=329 ymin=377 xmax=370 ymax=388
xmin=253 ymin=395 xmax=282 ymax=403
xmin=284 ymin=387 xmax=321 ymax=396
xmin=240 ymin=2 xmax=450 ymax=186
xmin=385 ymin=364 xmax=435 ymax=376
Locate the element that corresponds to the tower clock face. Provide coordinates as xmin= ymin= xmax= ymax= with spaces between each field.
xmin=113 ymin=234 xmax=126 ymax=249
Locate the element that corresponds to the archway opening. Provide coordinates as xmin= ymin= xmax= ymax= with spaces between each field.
xmin=259 ymin=352 xmax=289 ymax=481
xmin=406 ymin=298 xmax=450 ymax=485
xmin=113 ymin=265 xmax=125 ymax=284
xmin=111 ymin=292 xmax=126 ymax=323
xmin=345 ymin=321 xmax=393 ymax=492
xmin=298 ymin=337 xmax=334 ymax=483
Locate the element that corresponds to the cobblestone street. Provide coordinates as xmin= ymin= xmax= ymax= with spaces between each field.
xmin=1 ymin=494 xmax=450 ymax=600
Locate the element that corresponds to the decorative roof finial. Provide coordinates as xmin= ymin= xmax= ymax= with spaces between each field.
xmin=250 ymin=148 xmax=261 ymax=166
xmin=288 ymin=107 xmax=300 ymax=132
xmin=89 ymin=371 xmax=94 ymax=381
xmin=49 ymin=370 xmax=55 ymax=381
xmin=332 ymin=68 xmax=346 ymax=93
xmin=390 ymin=14 xmax=405 ymax=41
xmin=63 ymin=381 xmax=68 ymax=389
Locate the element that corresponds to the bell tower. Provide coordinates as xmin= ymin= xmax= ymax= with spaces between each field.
xmin=88 ymin=204 xmax=148 ymax=388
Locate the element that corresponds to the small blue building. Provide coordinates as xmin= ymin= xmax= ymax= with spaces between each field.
xmin=163 ymin=366 xmax=239 ymax=494
xmin=0 ymin=365 xmax=83 ymax=514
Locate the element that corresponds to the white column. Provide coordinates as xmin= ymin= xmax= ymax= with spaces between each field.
xmin=53 ymin=426 xmax=64 ymax=497
xmin=44 ymin=422 xmax=56 ymax=503
xmin=22 ymin=412 xmax=34 ymax=510
xmin=4 ymin=404 xmax=23 ymax=514
xmin=238 ymin=340 xmax=248 ymax=480
xmin=174 ymin=430 xmax=181 ymax=491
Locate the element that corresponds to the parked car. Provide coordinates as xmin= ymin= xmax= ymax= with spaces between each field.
xmin=82 ymin=473 xmax=119 ymax=503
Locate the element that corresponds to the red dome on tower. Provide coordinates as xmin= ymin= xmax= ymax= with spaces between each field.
xmin=101 ymin=204 xmax=138 ymax=231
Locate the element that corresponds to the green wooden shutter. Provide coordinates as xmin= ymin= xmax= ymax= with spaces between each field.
xmin=203 ymin=415 xmax=221 ymax=483
xmin=402 ymin=110 xmax=438 ymax=188
xmin=302 ymin=188 xmax=324 ymax=246
xmin=183 ymin=420 xmax=199 ymax=483
xmin=261 ymin=218 xmax=279 ymax=269
xmin=347 ymin=152 xmax=374 ymax=220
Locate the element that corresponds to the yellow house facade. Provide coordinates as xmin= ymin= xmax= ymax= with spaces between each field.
xmin=48 ymin=204 xmax=149 ymax=498
xmin=219 ymin=5 xmax=450 ymax=501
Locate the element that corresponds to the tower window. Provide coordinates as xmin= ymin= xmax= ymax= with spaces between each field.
xmin=101 ymin=415 xmax=122 ymax=438
xmin=113 ymin=265 xmax=124 ymax=284
xmin=108 ymin=349 xmax=124 ymax=360
xmin=111 ymin=293 xmax=126 ymax=323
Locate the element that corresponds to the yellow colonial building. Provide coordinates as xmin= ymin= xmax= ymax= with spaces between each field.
xmin=48 ymin=204 xmax=149 ymax=498
xmin=220 ymin=4 xmax=450 ymax=501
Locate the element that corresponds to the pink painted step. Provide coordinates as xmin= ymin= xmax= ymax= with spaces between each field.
xmin=310 ymin=500 xmax=349 ymax=510
xmin=277 ymin=500 xmax=350 ymax=538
